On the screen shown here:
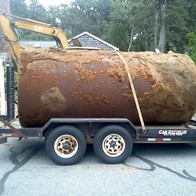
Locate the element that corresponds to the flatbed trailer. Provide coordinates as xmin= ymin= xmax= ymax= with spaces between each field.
xmin=1 ymin=117 xmax=196 ymax=165
xmin=1 ymin=119 xmax=196 ymax=143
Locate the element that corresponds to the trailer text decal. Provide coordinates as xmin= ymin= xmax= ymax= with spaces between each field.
xmin=159 ymin=130 xmax=187 ymax=136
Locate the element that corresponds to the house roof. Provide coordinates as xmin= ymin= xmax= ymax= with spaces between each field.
xmin=68 ymin=31 xmax=119 ymax=51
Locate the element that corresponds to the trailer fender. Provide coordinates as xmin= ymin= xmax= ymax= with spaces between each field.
xmin=40 ymin=118 xmax=139 ymax=140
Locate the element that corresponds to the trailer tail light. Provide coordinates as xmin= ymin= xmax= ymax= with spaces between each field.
xmin=0 ymin=133 xmax=22 ymax=137
xmin=148 ymin=138 xmax=171 ymax=142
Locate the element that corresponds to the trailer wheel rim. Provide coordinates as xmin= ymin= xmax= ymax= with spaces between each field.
xmin=102 ymin=134 xmax=125 ymax=157
xmin=54 ymin=134 xmax=78 ymax=158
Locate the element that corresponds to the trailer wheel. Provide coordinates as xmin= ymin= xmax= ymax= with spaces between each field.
xmin=45 ymin=126 xmax=86 ymax=165
xmin=93 ymin=125 xmax=133 ymax=164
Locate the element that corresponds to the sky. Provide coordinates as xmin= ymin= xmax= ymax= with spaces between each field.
xmin=26 ymin=0 xmax=74 ymax=8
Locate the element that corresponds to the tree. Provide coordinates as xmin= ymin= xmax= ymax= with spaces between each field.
xmin=166 ymin=0 xmax=189 ymax=53
xmin=47 ymin=0 xmax=113 ymax=39
xmin=11 ymin=0 xmax=51 ymax=40
xmin=156 ymin=0 xmax=166 ymax=52
xmin=10 ymin=0 xmax=28 ymax=17
xmin=9 ymin=0 xmax=195 ymax=54
xmin=68 ymin=0 xmax=112 ymax=37
xmin=187 ymin=32 xmax=196 ymax=63
xmin=28 ymin=0 xmax=48 ymax=22
xmin=106 ymin=0 xmax=159 ymax=51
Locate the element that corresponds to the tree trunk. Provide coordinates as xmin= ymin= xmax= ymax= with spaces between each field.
xmin=154 ymin=12 xmax=159 ymax=49
xmin=158 ymin=0 xmax=166 ymax=52
xmin=127 ymin=26 xmax=134 ymax=52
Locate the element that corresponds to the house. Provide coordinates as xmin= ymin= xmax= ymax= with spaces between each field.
xmin=68 ymin=31 xmax=119 ymax=51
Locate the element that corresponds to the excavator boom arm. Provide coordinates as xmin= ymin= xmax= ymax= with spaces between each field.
xmin=0 ymin=14 xmax=20 ymax=64
xmin=0 ymin=13 xmax=68 ymax=64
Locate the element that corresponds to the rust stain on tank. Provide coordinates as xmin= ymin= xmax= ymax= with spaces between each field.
xmin=122 ymin=75 xmax=152 ymax=100
xmin=133 ymin=76 xmax=152 ymax=98
xmin=31 ymin=71 xmax=44 ymax=79
xmin=122 ymin=85 xmax=129 ymax=90
xmin=139 ymin=58 xmax=146 ymax=66
xmin=73 ymin=92 xmax=109 ymax=105
xmin=82 ymin=95 xmax=93 ymax=103
xmin=95 ymin=94 xmax=109 ymax=104
xmin=107 ymin=64 xmax=126 ymax=82
xmin=122 ymin=91 xmax=134 ymax=101
xmin=75 ymin=64 xmax=97 ymax=81
xmin=72 ymin=91 xmax=80 ymax=97
xmin=40 ymin=87 xmax=67 ymax=112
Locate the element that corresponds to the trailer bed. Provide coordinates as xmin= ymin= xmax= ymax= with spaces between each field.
xmin=1 ymin=118 xmax=196 ymax=143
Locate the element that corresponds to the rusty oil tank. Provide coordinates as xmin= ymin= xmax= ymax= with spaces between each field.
xmin=18 ymin=47 xmax=196 ymax=127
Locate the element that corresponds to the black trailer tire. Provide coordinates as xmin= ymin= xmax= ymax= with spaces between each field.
xmin=45 ymin=126 xmax=86 ymax=165
xmin=93 ymin=125 xmax=133 ymax=164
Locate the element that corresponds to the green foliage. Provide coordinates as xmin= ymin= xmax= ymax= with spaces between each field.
xmin=166 ymin=1 xmax=188 ymax=52
xmin=11 ymin=0 xmax=51 ymax=41
xmin=187 ymin=32 xmax=196 ymax=63
xmin=10 ymin=0 xmax=28 ymax=17
xmin=10 ymin=0 xmax=195 ymax=54
xmin=48 ymin=0 xmax=113 ymax=39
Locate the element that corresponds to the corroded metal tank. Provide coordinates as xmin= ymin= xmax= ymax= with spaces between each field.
xmin=18 ymin=47 xmax=196 ymax=127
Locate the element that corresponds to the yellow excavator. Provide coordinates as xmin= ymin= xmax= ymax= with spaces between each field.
xmin=0 ymin=13 xmax=69 ymax=65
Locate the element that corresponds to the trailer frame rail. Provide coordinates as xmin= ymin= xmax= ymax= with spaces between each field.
xmin=137 ymin=125 xmax=196 ymax=143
